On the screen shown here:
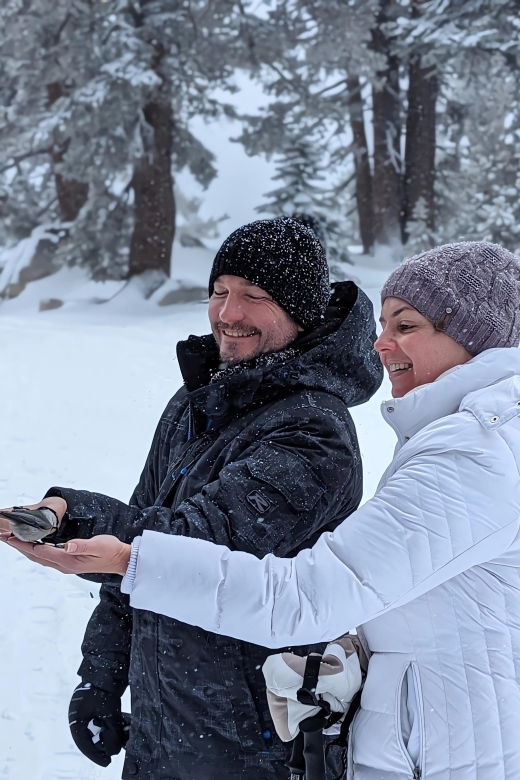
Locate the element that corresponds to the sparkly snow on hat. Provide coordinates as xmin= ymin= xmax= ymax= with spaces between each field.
xmin=382 ymin=241 xmax=520 ymax=355
xmin=209 ymin=217 xmax=330 ymax=331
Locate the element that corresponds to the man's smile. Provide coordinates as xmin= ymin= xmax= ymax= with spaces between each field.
xmin=221 ymin=330 xmax=259 ymax=338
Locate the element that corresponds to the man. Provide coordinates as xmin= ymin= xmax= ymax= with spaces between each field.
xmin=2 ymin=217 xmax=382 ymax=779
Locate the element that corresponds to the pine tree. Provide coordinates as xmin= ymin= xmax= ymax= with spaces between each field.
xmin=258 ymin=136 xmax=355 ymax=270
xmin=0 ymin=0 xmax=242 ymax=285
xmin=236 ymin=0 xmax=412 ymax=260
xmin=235 ymin=0 xmax=379 ymax=269
xmin=238 ymin=0 xmax=520 ymax=261
xmin=397 ymin=0 xmax=520 ymax=253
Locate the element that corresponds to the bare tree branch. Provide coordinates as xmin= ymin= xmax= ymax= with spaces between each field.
xmin=0 ymin=147 xmax=53 ymax=175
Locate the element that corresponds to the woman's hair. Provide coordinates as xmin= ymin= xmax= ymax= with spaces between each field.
xmin=381 ymin=241 xmax=520 ymax=355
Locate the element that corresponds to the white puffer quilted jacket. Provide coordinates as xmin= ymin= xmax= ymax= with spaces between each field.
xmin=124 ymin=348 xmax=520 ymax=779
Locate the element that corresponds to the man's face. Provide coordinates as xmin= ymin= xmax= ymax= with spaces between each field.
xmin=209 ymin=275 xmax=302 ymax=365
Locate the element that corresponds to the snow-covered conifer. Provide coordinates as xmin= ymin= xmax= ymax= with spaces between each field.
xmin=0 ymin=0 xmax=241 ymax=283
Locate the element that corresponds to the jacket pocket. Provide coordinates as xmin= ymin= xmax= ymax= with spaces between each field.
xmin=396 ymin=662 xmax=424 ymax=779
xmin=352 ymin=654 xmax=424 ymax=778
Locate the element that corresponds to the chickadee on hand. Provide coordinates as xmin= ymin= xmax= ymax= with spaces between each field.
xmin=0 ymin=506 xmax=59 ymax=542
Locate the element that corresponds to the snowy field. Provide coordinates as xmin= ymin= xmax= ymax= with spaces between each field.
xmin=0 ymin=262 xmax=395 ymax=780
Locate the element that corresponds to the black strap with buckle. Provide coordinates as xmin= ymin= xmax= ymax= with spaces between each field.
xmin=297 ymin=653 xmax=336 ymax=732
xmin=287 ymin=653 xmax=362 ymax=780
xmin=286 ymin=654 xmax=330 ymax=780
xmin=297 ymin=653 xmax=324 ymax=708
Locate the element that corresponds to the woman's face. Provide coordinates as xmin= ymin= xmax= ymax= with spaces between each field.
xmin=375 ymin=296 xmax=473 ymax=398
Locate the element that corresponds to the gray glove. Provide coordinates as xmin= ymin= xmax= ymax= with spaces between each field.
xmin=0 ymin=506 xmax=59 ymax=542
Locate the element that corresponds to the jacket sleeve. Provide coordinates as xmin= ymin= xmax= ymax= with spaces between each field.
xmin=78 ymin=583 xmax=133 ymax=695
xmin=124 ymin=414 xmax=520 ymax=648
xmin=47 ymin=403 xmax=360 ymax=559
xmin=73 ymin=453 xmax=168 ymax=691
xmin=72 ymin=413 xmax=168 ymax=692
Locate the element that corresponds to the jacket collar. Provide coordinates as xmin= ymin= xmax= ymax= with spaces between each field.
xmin=176 ymin=282 xmax=383 ymax=429
xmin=381 ymin=348 xmax=520 ymax=448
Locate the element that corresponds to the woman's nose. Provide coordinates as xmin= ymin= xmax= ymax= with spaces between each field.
xmin=374 ymin=329 xmax=397 ymax=354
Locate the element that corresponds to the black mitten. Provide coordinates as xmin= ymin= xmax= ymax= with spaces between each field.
xmin=68 ymin=682 xmax=130 ymax=767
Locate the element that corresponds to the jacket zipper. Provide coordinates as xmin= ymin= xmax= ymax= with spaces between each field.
xmin=410 ymin=662 xmax=425 ymax=780
xmin=167 ymin=429 xmax=212 ymax=477
xmin=187 ymin=401 xmax=194 ymax=441
xmin=162 ymin=429 xmax=217 ymax=508
xmin=396 ymin=662 xmax=424 ymax=780
xmin=166 ymin=442 xmax=195 ymax=479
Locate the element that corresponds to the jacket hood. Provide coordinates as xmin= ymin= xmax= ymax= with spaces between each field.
xmin=382 ymin=347 xmax=520 ymax=447
xmin=177 ymin=281 xmax=383 ymax=424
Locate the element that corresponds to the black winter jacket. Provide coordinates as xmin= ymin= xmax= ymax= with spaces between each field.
xmin=49 ymin=282 xmax=382 ymax=780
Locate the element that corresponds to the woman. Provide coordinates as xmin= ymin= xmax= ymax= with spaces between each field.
xmin=5 ymin=240 xmax=520 ymax=779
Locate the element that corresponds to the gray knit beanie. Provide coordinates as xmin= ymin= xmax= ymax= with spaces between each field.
xmin=381 ymin=241 xmax=520 ymax=355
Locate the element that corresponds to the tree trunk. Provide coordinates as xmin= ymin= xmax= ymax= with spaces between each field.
xmin=347 ymin=75 xmax=374 ymax=254
xmin=402 ymin=54 xmax=438 ymax=241
xmin=47 ymin=83 xmax=89 ymax=222
xmin=372 ymin=56 xmax=402 ymax=247
xmin=371 ymin=1 xmax=402 ymax=248
xmin=53 ymin=153 xmax=89 ymax=222
xmin=128 ymin=100 xmax=176 ymax=278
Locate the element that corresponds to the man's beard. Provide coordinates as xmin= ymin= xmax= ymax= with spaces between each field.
xmin=219 ymin=342 xmax=264 ymax=366
xmin=214 ymin=322 xmax=262 ymax=365
xmin=223 ymin=345 xmax=262 ymax=365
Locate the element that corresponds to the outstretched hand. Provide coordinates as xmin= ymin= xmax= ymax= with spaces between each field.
xmin=1 ymin=535 xmax=131 ymax=576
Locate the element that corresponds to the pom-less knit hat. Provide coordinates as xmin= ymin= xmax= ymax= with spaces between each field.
xmin=381 ymin=241 xmax=520 ymax=355
xmin=208 ymin=217 xmax=330 ymax=330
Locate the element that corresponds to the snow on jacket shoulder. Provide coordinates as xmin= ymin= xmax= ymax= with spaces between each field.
xmin=125 ymin=348 xmax=520 ymax=780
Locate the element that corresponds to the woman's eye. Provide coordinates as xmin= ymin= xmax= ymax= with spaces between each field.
xmin=212 ymin=290 xmax=227 ymax=297
xmin=397 ymin=323 xmax=414 ymax=332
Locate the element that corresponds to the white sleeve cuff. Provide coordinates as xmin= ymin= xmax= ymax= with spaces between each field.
xmin=121 ymin=536 xmax=142 ymax=594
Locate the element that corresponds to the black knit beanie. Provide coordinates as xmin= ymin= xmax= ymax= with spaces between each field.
xmin=208 ymin=217 xmax=331 ymax=330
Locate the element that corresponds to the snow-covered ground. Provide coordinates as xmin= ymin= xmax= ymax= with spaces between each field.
xmin=0 ymin=260 xmax=395 ymax=779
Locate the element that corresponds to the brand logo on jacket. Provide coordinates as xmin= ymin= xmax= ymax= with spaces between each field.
xmin=246 ymin=489 xmax=275 ymax=517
